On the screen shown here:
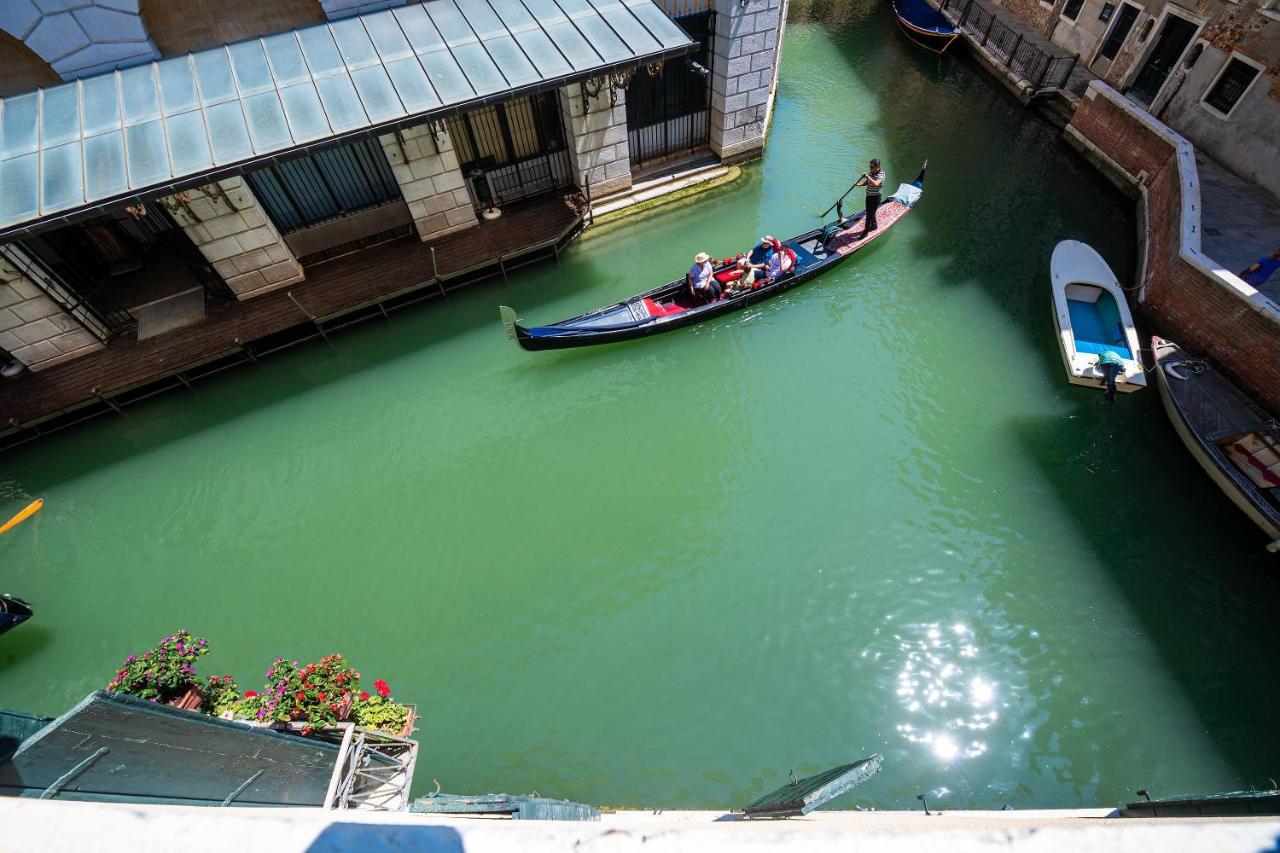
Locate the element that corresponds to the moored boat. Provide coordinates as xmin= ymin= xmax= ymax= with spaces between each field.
xmin=501 ymin=164 xmax=928 ymax=351
xmin=1050 ymin=240 xmax=1146 ymax=400
xmin=0 ymin=594 xmax=33 ymax=637
xmin=891 ymin=0 xmax=961 ymax=53
xmin=1153 ymin=336 xmax=1280 ymax=553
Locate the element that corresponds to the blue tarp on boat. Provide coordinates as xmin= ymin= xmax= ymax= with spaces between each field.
xmin=1067 ymin=292 xmax=1132 ymax=359
xmin=892 ymin=0 xmax=959 ymax=35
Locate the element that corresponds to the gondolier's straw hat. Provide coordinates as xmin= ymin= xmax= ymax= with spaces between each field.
xmin=694 ymin=252 xmax=710 ymax=263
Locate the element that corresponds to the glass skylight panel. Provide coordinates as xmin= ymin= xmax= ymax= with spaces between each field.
xmin=590 ymin=0 xmax=660 ymax=54
xmin=316 ymin=75 xmax=368 ymax=131
xmin=362 ymin=11 xmax=413 ymax=59
xmin=264 ymin=33 xmax=310 ymax=85
xmin=242 ymin=91 xmax=292 ymax=151
xmin=81 ymin=75 xmax=122 ymax=136
xmin=541 ymin=20 xmax=602 ymax=70
xmin=229 ymin=41 xmax=276 ymax=95
xmin=568 ymin=14 xmax=629 ymax=62
xmin=298 ymin=25 xmax=345 ymax=76
xmin=0 ymin=93 xmax=39 ymax=159
xmin=425 ymin=1 xmax=480 ymax=44
xmin=455 ymin=0 xmax=507 ymax=39
xmin=205 ymin=101 xmax=253 ymax=164
xmin=487 ymin=0 xmax=538 ymax=31
xmin=394 ymin=5 xmax=447 ymax=53
xmin=385 ymin=57 xmax=441 ymax=112
xmin=194 ymin=49 xmax=238 ymax=105
xmin=331 ymin=18 xmax=380 ymax=69
xmin=41 ymin=84 xmax=81 ymax=148
xmin=620 ymin=0 xmax=689 ymax=48
xmin=279 ymin=83 xmax=331 ymax=140
xmin=157 ymin=57 xmax=199 ymax=114
xmin=450 ymin=42 xmax=507 ymax=94
xmin=482 ymin=36 xmax=539 ymax=86
xmin=41 ymin=141 xmax=84 ymax=212
xmin=351 ymin=66 xmax=405 ymax=122
xmin=166 ymin=110 xmax=213 ymax=173
xmin=419 ymin=51 xmax=474 ymax=101
xmin=84 ymin=132 xmax=127 ymax=198
xmin=120 ymin=65 xmax=162 ymax=126
xmin=124 ymin=119 xmax=169 ymax=187
xmin=0 ymin=155 xmax=38 ymax=222
xmin=514 ymin=30 xmax=573 ymax=77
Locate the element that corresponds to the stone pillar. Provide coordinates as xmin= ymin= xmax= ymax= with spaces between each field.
xmin=378 ymin=123 xmax=478 ymax=242
xmin=709 ymin=0 xmax=785 ymax=162
xmin=161 ymin=178 xmax=304 ymax=301
xmin=559 ymin=82 xmax=632 ymax=198
xmin=0 ymin=251 xmax=103 ymax=371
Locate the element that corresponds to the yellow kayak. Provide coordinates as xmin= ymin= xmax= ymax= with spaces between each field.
xmin=0 ymin=498 xmax=43 ymax=536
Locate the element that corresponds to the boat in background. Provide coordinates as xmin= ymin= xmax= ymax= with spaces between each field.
xmin=891 ymin=0 xmax=961 ymax=52
xmin=1153 ymin=336 xmax=1280 ymax=553
xmin=0 ymin=594 xmax=33 ymax=637
xmin=502 ymin=164 xmax=928 ymax=350
xmin=1050 ymin=240 xmax=1146 ymax=400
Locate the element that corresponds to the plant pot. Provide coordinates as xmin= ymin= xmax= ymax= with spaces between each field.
xmin=397 ymin=704 xmax=417 ymax=739
xmin=165 ymin=684 xmax=205 ymax=711
xmin=337 ymin=692 xmax=354 ymax=721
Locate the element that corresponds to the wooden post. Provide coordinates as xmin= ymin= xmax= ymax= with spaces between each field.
xmin=1006 ymin=34 xmax=1022 ymax=68
xmin=430 ymin=246 xmax=446 ymax=298
xmin=287 ymin=291 xmax=330 ymax=345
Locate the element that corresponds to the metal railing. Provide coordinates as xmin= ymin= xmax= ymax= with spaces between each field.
xmin=939 ymin=0 xmax=1079 ymax=94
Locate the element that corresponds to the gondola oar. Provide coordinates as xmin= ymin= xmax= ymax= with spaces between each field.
xmin=820 ymin=182 xmax=860 ymax=219
xmin=0 ymin=498 xmax=43 ymax=536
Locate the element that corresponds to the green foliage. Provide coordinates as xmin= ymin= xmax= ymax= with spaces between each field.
xmin=351 ymin=693 xmax=411 ymax=736
xmin=201 ymin=674 xmax=241 ymax=716
xmin=105 ymin=630 xmax=209 ymax=702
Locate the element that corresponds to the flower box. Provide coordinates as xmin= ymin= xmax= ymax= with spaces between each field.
xmin=165 ymin=684 xmax=205 ymax=711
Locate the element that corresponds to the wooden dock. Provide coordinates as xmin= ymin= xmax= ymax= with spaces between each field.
xmin=0 ymin=194 xmax=581 ymax=449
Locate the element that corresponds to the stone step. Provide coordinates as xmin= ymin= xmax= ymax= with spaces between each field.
xmin=591 ymin=163 xmax=730 ymax=218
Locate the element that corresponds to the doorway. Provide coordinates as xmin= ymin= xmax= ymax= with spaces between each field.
xmin=626 ymin=11 xmax=714 ymax=168
xmin=1127 ymin=13 xmax=1198 ymax=106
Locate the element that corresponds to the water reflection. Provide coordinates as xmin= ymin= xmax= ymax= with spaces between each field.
xmin=885 ymin=621 xmax=1004 ymax=763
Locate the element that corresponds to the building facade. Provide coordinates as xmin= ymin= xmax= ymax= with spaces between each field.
xmin=989 ymin=0 xmax=1280 ymax=199
xmin=0 ymin=0 xmax=786 ymax=398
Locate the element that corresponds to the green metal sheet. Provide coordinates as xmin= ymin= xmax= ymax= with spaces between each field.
xmin=0 ymin=708 xmax=51 ymax=763
xmin=744 ymin=755 xmax=883 ymax=818
xmin=1119 ymin=789 xmax=1280 ymax=818
xmin=411 ymin=792 xmax=600 ymax=821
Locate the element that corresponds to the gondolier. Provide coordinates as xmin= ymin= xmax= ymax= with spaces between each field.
xmin=853 ymin=159 xmax=885 ymax=236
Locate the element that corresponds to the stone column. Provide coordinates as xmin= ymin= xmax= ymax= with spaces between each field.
xmin=378 ymin=123 xmax=479 ymax=242
xmin=161 ymin=178 xmax=304 ymax=301
xmin=559 ymin=81 xmax=633 ymax=198
xmin=0 ymin=251 xmax=104 ymax=371
xmin=708 ymin=0 xmax=785 ymax=162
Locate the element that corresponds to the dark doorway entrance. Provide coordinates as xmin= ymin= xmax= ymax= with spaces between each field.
xmin=1127 ymin=14 xmax=1197 ymax=105
xmin=626 ymin=11 xmax=714 ymax=168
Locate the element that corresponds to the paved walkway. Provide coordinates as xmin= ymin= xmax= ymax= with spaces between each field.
xmin=1197 ymin=154 xmax=1280 ymax=305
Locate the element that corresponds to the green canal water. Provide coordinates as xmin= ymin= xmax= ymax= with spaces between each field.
xmin=2 ymin=1 xmax=1279 ymax=812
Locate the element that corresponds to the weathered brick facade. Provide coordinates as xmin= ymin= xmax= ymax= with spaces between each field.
xmin=1066 ymin=82 xmax=1280 ymax=413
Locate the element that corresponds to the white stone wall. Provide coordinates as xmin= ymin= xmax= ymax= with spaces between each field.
xmin=378 ymin=123 xmax=478 ymax=242
xmin=0 ymin=253 xmax=103 ymax=372
xmin=709 ymin=0 xmax=785 ymax=161
xmin=161 ymin=179 xmax=304 ymax=301
xmin=559 ymin=82 xmax=633 ymax=198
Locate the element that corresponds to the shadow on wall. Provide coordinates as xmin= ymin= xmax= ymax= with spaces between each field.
xmin=307 ymin=823 xmax=465 ymax=853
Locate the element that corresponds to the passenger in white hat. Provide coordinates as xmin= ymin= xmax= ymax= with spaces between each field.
xmin=687 ymin=251 xmax=720 ymax=303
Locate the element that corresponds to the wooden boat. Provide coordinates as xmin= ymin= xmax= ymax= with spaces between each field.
xmin=0 ymin=594 xmax=33 ymax=637
xmin=1153 ymin=336 xmax=1280 ymax=553
xmin=500 ymin=164 xmax=928 ymax=351
xmin=1049 ymin=240 xmax=1146 ymax=399
xmin=891 ymin=0 xmax=961 ymax=53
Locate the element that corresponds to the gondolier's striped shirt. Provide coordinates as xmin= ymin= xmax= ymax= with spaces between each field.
xmin=866 ymin=170 xmax=885 ymax=197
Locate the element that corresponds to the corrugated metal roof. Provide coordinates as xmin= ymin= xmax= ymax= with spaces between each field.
xmin=0 ymin=0 xmax=692 ymax=237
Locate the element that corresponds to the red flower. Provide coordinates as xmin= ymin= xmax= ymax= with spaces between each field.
xmin=318 ymin=692 xmax=326 ymax=702
xmin=296 ymin=692 xmax=305 ymax=703
xmin=373 ymin=679 xmax=390 ymax=698
xmin=359 ymin=691 xmax=370 ymax=701
xmin=244 ymin=690 xmax=258 ymax=698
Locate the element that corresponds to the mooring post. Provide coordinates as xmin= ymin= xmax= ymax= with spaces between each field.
xmin=287 ymin=291 xmax=331 ymax=345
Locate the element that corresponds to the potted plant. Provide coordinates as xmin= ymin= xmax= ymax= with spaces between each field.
xmin=248 ymin=654 xmax=361 ymax=735
xmin=352 ymin=678 xmax=416 ymax=738
xmin=105 ymin=630 xmax=209 ymax=708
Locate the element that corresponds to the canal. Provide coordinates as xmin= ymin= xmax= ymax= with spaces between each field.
xmin=2 ymin=0 xmax=1278 ymax=812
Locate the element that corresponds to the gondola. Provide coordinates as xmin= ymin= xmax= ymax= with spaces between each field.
xmin=1153 ymin=336 xmax=1280 ymax=553
xmin=500 ymin=163 xmax=928 ymax=351
xmin=0 ymin=594 xmax=33 ymax=637
xmin=891 ymin=0 xmax=961 ymax=53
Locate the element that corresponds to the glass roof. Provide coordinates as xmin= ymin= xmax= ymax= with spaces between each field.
xmin=0 ymin=0 xmax=691 ymax=233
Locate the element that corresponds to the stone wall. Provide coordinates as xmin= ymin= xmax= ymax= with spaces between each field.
xmin=994 ymin=0 xmax=1059 ymax=36
xmin=378 ymin=123 xmax=478 ymax=242
xmin=162 ymin=179 xmax=304 ymax=301
xmin=1065 ymin=81 xmax=1280 ymax=413
xmin=559 ymin=82 xmax=632 ymax=198
xmin=0 ymin=0 xmax=158 ymax=80
xmin=708 ymin=0 xmax=784 ymax=161
xmin=0 ymin=252 xmax=103 ymax=371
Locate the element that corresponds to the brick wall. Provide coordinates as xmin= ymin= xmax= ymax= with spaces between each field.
xmin=0 ymin=252 xmax=103 ymax=371
xmin=379 ymin=123 xmax=479 ymax=241
xmin=162 ymin=179 xmax=305 ymax=301
xmin=993 ymin=0 xmax=1059 ymax=36
xmin=1067 ymin=82 xmax=1280 ymax=412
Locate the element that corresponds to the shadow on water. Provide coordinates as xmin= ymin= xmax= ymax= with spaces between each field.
xmin=1012 ymin=406 xmax=1280 ymax=788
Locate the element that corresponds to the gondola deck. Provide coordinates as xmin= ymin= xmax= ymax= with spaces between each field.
xmin=500 ymin=165 xmax=926 ymax=351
